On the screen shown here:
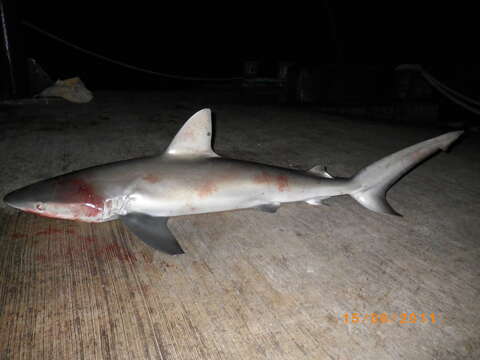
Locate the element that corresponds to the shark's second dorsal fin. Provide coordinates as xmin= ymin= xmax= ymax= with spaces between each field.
xmin=165 ymin=109 xmax=218 ymax=157
xmin=308 ymin=165 xmax=334 ymax=179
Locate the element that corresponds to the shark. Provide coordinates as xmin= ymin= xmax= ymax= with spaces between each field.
xmin=3 ymin=109 xmax=463 ymax=254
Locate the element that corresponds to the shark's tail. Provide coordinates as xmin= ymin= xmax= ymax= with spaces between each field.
xmin=349 ymin=131 xmax=463 ymax=216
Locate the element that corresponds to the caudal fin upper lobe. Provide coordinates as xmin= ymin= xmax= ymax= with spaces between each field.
xmin=349 ymin=131 xmax=463 ymax=215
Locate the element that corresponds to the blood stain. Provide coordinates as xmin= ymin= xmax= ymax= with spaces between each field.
xmin=197 ymin=181 xmax=218 ymax=198
xmin=254 ymin=172 xmax=273 ymax=185
xmin=254 ymin=172 xmax=289 ymax=192
xmin=57 ymin=178 xmax=104 ymax=218
xmin=35 ymin=254 xmax=47 ymax=263
xmin=197 ymin=174 xmax=235 ymax=198
xmin=276 ymin=175 xmax=289 ymax=192
xmin=35 ymin=228 xmax=64 ymax=236
xmin=96 ymin=243 xmax=137 ymax=263
xmin=65 ymin=247 xmax=74 ymax=257
xmin=11 ymin=233 xmax=26 ymax=239
xmin=34 ymin=225 xmax=75 ymax=236
xmin=81 ymin=236 xmax=96 ymax=244
xmin=143 ymin=174 xmax=161 ymax=183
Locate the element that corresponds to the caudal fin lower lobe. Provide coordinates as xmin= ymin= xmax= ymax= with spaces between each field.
xmin=349 ymin=131 xmax=463 ymax=216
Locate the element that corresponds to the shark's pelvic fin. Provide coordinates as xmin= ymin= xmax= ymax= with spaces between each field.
xmin=165 ymin=108 xmax=219 ymax=157
xmin=308 ymin=165 xmax=334 ymax=179
xmin=350 ymin=131 xmax=464 ymax=216
xmin=120 ymin=214 xmax=184 ymax=255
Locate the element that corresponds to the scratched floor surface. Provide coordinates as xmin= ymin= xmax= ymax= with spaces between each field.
xmin=1 ymin=91 xmax=479 ymax=359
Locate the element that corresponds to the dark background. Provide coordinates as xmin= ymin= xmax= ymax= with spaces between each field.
xmin=10 ymin=2 xmax=475 ymax=85
xmin=2 ymin=0 xmax=480 ymax=116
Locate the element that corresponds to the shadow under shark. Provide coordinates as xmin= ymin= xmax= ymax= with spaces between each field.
xmin=4 ymin=109 xmax=463 ymax=255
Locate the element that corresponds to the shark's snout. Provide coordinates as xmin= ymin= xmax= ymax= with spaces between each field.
xmin=4 ymin=180 xmax=56 ymax=211
xmin=4 ymin=187 xmax=40 ymax=211
xmin=4 ymin=190 xmax=24 ymax=209
xmin=3 ymin=192 xmax=12 ymax=206
xmin=4 ymin=177 xmax=107 ymax=222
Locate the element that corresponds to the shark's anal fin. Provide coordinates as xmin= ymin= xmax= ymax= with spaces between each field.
xmin=120 ymin=214 xmax=184 ymax=255
xmin=256 ymin=202 xmax=281 ymax=213
xmin=164 ymin=108 xmax=219 ymax=157
xmin=305 ymin=197 xmax=330 ymax=206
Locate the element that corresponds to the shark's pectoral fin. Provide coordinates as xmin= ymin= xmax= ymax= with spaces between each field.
xmin=256 ymin=202 xmax=281 ymax=213
xmin=120 ymin=213 xmax=184 ymax=255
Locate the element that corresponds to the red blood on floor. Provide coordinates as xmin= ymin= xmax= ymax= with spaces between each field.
xmin=35 ymin=254 xmax=47 ymax=263
xmin=35 ymin=228 xmax=64 ymax=236
xmin=95 ymin=243 xmax=137 ymax=263
xmin=81 ymin=236 xmax=96 ymax=244
xmin=11 ymin=233 xmax=26 ymax=239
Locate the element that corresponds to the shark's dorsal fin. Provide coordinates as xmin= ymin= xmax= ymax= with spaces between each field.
xmin=165 ymin=109 xmax=218 ymax=157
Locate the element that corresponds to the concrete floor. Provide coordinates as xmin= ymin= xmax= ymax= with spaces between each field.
xmin=0 ymin=91 xmax=479 ymax=359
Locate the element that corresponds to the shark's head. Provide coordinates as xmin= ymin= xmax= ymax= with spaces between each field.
xmin=4 ymin=175 xmax=105 ymax=222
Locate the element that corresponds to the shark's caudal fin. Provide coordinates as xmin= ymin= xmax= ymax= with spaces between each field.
xmin=165 ymin=109 xmax=219 ymax=157
xmin=349 ymin=131 xmax=463 ymax=216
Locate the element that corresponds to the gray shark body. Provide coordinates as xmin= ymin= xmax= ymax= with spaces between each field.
xmin=4 ymin=109 xmax=463 ymax=254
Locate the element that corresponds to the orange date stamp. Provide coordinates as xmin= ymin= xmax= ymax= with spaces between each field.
xmin=342 ymin=312 xmax=437 ymax=324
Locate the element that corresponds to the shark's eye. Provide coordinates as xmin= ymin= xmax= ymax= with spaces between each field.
xmin=35 ymin=203 xmax=45 ymax=211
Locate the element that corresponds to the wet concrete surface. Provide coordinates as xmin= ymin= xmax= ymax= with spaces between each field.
xmin=0 ymin=91 xmax=479 ymax=359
